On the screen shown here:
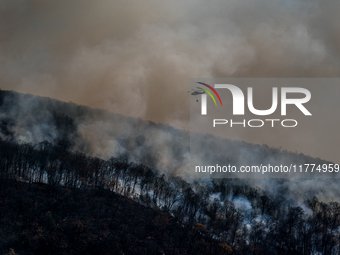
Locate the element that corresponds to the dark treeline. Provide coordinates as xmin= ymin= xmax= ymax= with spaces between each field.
xmin=1 ymin=138 xmax=340 ymax=255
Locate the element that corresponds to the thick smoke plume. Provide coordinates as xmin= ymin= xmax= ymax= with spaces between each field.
xmin=0 ymin=0 xmax=339 ymax=126
xmin=1 ymin=90 xmax=340 ymax=204
xmin=1 ymin=1 xmax=340 ymax=201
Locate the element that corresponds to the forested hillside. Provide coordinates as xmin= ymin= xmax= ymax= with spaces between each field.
xmin=1 ymin=90 xmax=340 ymax=254
xmin=0 ymin=179 xmax=232 ymax=255
xmin=1 ymin=139 xmax=340 ymax=254
xmin=0 ymin=89 xmax=331 ymax=177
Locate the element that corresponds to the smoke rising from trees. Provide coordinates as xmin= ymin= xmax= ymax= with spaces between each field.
xmin=0 ymin=0 xmax=339 ymax=125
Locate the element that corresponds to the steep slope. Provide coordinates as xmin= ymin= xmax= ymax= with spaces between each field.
xmin=0 ymin=179 xmax=231 ymax=255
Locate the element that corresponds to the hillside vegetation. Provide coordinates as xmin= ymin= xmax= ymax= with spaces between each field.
xmin=1 ymin=90 xmax=340 ymax=254
xmin=0 ymin=139 xmax=340 ymax=254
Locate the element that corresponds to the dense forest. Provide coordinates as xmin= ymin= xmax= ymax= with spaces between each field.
xmin=1 ymin=138 xmax=340 ymax=254
xmin=1 ymin=90 xmax=340 ymax=254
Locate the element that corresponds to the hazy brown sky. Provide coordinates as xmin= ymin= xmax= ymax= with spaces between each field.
xmin=1 ymin=0 xmax=340 ymax=161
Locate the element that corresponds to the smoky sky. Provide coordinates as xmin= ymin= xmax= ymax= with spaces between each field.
xmin=1 ymin=0 xmax=340 ymax=160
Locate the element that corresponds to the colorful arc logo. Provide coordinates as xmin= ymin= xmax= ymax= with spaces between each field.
xmin=196 ymin=82 xmax=223 ymax=106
